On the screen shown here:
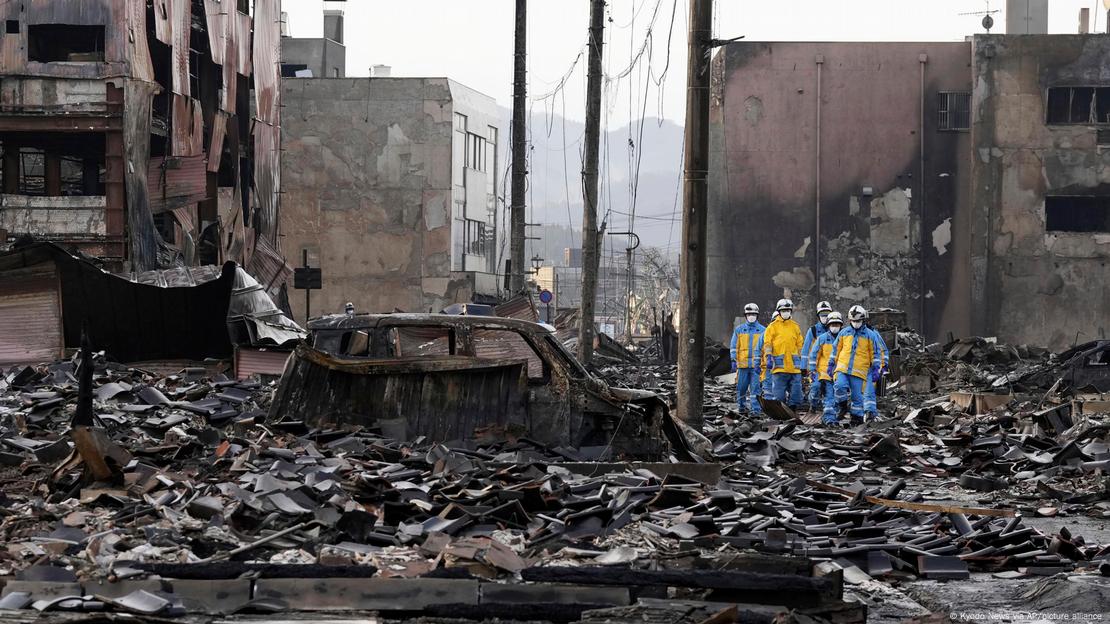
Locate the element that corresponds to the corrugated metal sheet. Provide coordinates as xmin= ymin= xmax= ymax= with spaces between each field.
xmin=0 ymin=264 xmax=62 ymax=365
xmin=245 ymin=235 xmax=291 ymax=301
xmin=472 ymin=328 xmax=544 ymax=378
xmin=153 ymin=0 xmax=172 ymax=45
xmin=171 ymin=0 xmax=190 ymax=96
xmin=235 ymin=10 xmax=252 ymax=77
xmin=207 ymin=111 xmax=228 ymax=173
xmin=235 ymin=347 xmax=292 ymax=380
xmin=495 ymin=295 xmax=539 ymax=322
xmin=252 ymin=122 xmax=280 ymax=242
xmin=148 ymin=155 xmax=209 ymax=212
xmin=128 ymin=0 xmax=155 ymax=81
xmin=171 ymin=94 xmax=205 ymax=156
xmin=251 ymin=0 xmax=281 ymax=243
xmin=203 ymin=0 xmax=227 ymax=67
xmin=220 ymin=11 xmax=239 ymax=113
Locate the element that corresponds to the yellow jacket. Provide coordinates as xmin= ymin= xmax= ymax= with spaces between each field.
xmin=829 ymin=326 xmax=883 ymax=380
xmin=762 ymin=317 xmax=804 ymax=374
xmin=807 ymin=331 xmax=838 ymax=382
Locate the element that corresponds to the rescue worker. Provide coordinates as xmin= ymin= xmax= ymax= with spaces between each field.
xmin=801 ymin=300 xmax=833 ymax=410
xmin=729 ymin=303 xmax=765 ymax=415
xmin=761 ymin=310 xmax=780 ymax=400
xmin=825 ymin=305 xmax=883 ymax=424
xmin=807 ymin=311 xmax=843 ymax=424
xmin=862 ymin=309 xmax=890 ymax=420
xmin=762 ymin=299 xmax=804 ymax=409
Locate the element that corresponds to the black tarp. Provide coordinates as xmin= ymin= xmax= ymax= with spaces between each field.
xmin=0 ymin=243 xmax=235 ymax=362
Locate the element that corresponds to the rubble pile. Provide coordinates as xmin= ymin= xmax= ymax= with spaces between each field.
xmin=0 ymin=336 xmax=1108 ymax=621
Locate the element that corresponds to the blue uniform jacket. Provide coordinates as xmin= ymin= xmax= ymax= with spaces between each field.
xmin=801 ymin=322 xmax=828 ymax=370
xmin=730 ymin=321 xmax=766 ymax=369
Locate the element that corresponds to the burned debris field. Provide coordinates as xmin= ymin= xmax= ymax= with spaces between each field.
xmin=0 ymin=308 xmax=1108 ymax=623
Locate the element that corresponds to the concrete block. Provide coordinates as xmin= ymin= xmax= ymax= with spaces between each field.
xmin=480 ymin=583 xmax=629 ymax=606
xmin=1 ymin=581 xmax=82 ymax=600
xmin=168 ymin=578 xmax=251 ymax=614
xmin=254 ymin=578 xmax=479 ymax=611
xmin=83 ymin=578 xmax=166 ymax=600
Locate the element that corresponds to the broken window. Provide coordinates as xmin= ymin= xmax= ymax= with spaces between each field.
xmin=472 ymin=329 xmax=545 ymax=380
xmin=394 ymin=326 xmax=454 ymax=357
xmin=27 ymin=25 xmax=105 ymax=63
xmin=17 ymin=148 xmax=45 ymax=195
xmin=937 ymin=91 xmax=970 ymax=131
xmin=1046 ymin=86 xmax=1110 ymax=124
xmin=1045 ymin=196 xmax=1110 ymax=233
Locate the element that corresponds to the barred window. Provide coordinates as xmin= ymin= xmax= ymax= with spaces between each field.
xmin=938 ymin=91 xmax=970 ymax=131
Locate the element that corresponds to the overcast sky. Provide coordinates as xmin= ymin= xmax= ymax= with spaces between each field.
xmin=284 ymin=0 xmax=1109 ymax=124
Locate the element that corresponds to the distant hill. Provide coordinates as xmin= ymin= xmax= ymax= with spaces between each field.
xmin=497 ymin=107 xmax=684 ymax=264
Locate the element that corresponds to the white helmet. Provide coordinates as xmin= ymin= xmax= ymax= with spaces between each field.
xmin=848 ymin=305 xmax=868 ymax=322
xmin=826 ymin=311 xmax=844 ymax=325
xmin=775 ymin=298 xmax=794 ymax=312
xmin=816 ymin=300 xmax=832 ymax=314
xmin=743 ymin=302 xmax=759 ymax=315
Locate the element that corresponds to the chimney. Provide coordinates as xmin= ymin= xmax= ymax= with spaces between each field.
xmin=1080 ymin=7 xmax=1091 ymax=33
xmin=324 ymin=9 xmax=344 ymax=44
xmin=372 ymin=64 xmax=391 ymax=78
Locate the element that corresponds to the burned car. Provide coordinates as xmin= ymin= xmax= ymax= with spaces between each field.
xmin=268 ymin=313 xmax=693 ymax=460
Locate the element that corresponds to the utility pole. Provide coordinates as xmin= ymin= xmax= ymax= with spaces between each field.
xmin=577 ymin=0 xmax=605 ymax=365
xmin=676 ymin=0 xmax=712 ymax=430
xmin=509 ymin=0 xmax=528 ymax=294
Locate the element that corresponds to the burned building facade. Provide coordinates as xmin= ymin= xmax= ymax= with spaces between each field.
xmin=0 ymin=0 xmax=282 ymax=283
xmin=280 ymin=77 xmax=502 ymax=319
xmin=708 ymin=36 xmax=1110 ymax=350
xmin=970 ymin=35 xmax=1110 ymax=350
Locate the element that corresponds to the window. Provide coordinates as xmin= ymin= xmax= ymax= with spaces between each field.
xmin=1045 ymin=196 xmax=1110 ymax=233
xmin=472 ymin=329 xmax=545 ymax=380
xmin=464 ymin=219 xmax=488 ymax=257
xmin=17 ymin=148 xmax=44 ymax=195
xmin=465 ymin=131 xmax=486 ymax=171
xmin=1046 ymin=86 xmax=1110 ymax=124
xmin=453 ymin=113 xmax=467 ymax=186
xmin=938 ymin=91 xmax=970 ymax=131
xmin=6 ymin=20 xmax=18 ymax=34
xmin=28 ymin=25 xmax=105 ymax=62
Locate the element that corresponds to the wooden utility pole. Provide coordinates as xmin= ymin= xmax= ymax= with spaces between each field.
xmin=577 ymin=0 xmax=605 ymax=365
xmin=509 ymin=0 xmax=528 ymax=294
xmin=676 ymin=0 xmax=712 ymax=429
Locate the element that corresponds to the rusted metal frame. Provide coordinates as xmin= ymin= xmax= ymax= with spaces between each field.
xmin=0 ymin=116 xmax=123 ymax=132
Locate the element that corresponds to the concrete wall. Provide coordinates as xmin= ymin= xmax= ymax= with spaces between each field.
xmin=281 ymin=38 xmax=346 ymax=78
xmin=707 ymin=42 xmax=973 ymax=343
xmin=970 ymin=35 xmax=1110 ymax=349
xmin=281 ymin=77 xmax=472 ymax=319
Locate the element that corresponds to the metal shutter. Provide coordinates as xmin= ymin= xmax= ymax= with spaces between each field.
xmin=0 ymin=264 xmax=62 ymax=365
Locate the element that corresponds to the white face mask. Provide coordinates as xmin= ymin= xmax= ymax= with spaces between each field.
xmin=819 ymin=313 xmax=829 ymax=324
xmin=830 ymin=325 xmax=841 ymax=335
xmin=780 ymin=311 xmax=792 ymax=320
xmin=746 ymin=314 xmax=758 ymax=323
xmin=851 ymin=320 xmax=863 ymax=329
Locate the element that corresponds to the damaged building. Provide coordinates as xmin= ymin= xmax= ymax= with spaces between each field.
xmin=0 ymin=0 xmax=284 ymax=291
xmin=708 ymin=34 xmax=1110 ymax=350
xmin=280 ymin=64 xmax=503 ymax=318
